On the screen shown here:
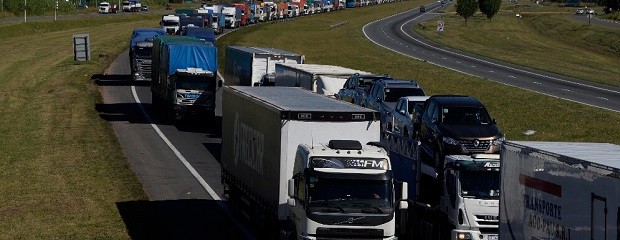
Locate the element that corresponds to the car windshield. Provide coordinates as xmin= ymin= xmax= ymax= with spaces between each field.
xmin=441 ymin=107 xmax=492 ymax=125
xmin=459 ymin=170 xmax=500 ymax=199
xmin=407 ymin=101 xmax=425 ymax=114
xmin=307 ymin=177 xmax=393 ymax=212
xmin=384 ymin=88 xmax=425 ymax=102
xmin=359 ymin=77 xmax=388 ymax=89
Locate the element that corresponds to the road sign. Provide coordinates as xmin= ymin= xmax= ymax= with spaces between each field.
xmin=437 ymin=20 xmax=444 ymax=32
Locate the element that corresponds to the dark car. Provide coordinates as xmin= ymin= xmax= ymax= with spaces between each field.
xmin=364 ymin=79 xmax=426 ymax=124
xmin=337 ymin=73 xmax=392 ymax=105
xmin=417 ymin=95 xmax=504 ymax=169
xmin=419 ymin=5 xmax=426 ymax=12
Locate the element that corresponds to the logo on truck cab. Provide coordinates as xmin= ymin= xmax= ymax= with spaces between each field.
xmin=234 ymin=112 xmax=265 ymax=174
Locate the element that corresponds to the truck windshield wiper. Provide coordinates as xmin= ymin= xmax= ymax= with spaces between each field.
xmin=319 ymin=200 xmax=345 ymax=213
xmin=361 ymin=203 xmax=385 ymax=214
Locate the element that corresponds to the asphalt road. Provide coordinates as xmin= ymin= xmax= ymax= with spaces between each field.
xmin=569 ymin=13 xmax=620 ymax=29
xmin=363 ymin=2 xmax=620 ymax=113
xmin=97 ymin=47 xmax=254 ymax=239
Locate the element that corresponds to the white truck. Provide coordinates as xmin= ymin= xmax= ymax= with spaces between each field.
xmin=160 ymin=15 xmax=180 ymax=35
xmin=274 ymin=63 xmax=370 ymax=97
xmin=98 ymin=1 xmax=118 ymax=13
xmin=221 ymin=86 xmax=408 ymax=240
xmin=223 ymin=46 xmax=305 ymax=87
xmin=222 ymin=7 xmax=239 ymax=28
xmin=499 ymin=141 xmax=620 ymax=240
xmin=122 ymin=0 xmax=141 ymax=12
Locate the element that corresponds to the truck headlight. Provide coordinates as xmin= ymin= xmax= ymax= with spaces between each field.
xmin=442 ymin=137 xmax=459 ymax=145
xmin=457 ymin=232 xmax=472 ymax=240
xmin=491 ymin=136 xmax=505 ymax=146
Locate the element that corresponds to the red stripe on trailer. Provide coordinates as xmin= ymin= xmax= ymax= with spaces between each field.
xmin=519 ymin=174 xmax=562 ymax=197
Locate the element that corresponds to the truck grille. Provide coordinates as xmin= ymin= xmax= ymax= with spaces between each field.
xmin=137 ymin=62 xmax=152 ymax=79
xmin=315 ymin=228 xmax=384 ymax=239
xmin=458 ymin=139 xmax=490 ymax=151
xmin=474 ymin=214 xmax=499 ymax=227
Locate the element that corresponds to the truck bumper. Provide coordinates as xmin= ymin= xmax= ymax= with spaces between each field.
xmin=173 ymin=105 xmax=215 ymax=120
xmin=451 ymin=230 xmax=498 ymax=240
xmin=299 ymin=235 xmax=398 ymax=240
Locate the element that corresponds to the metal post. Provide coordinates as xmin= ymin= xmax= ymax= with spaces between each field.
xmin=55 ymin=0 xmax=58 ymax=21
xmin=24 ymin=0 xmax=26 ymax=22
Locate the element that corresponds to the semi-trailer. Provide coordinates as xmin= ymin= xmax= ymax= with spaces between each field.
xmin=129 ymin=28 xmax=166 ymax=81
xmin=183 ymin=27 xmax=216 ymax=45
xmin=221 ymin=86 xmax=408 ymax=239
xmin=204 ymin=5 xmax=225 ymax=34
xmin=223 ymin=46 xmax=305 ymax=87
xmin=274 ymin=63 xmax=370 ymax=97
xmin=178 ymin=15 xmax=205 ymax=35
xmin=499 ymin=141 xmax=620 ymax=240
xmin=232 ymin=3 xmax=250 ymax=26
xmin=151 ymin=36 xmax=219 ymax=122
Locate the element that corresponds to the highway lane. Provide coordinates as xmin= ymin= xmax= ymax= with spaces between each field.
xmin=363 ymin=3 xmax=620 ymax=112
xmin=97 ymin=49 xmax=254 ymax=239
xmin=569 ymin=13 xmax=620 ymax=29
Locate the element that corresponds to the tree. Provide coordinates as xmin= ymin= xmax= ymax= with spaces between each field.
xmin=478 ymin=0 xmax=501 ymax=22
xmin=456 ymin=0 xmax=478 ymax=25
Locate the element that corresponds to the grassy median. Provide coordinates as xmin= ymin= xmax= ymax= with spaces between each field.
xmin=218 ymin=0 xmax=620 ymax=144
xmin=0 ymin=15 xmax=160 ymax=238
xmin=414 ymin=6 xmax=620 ymax=87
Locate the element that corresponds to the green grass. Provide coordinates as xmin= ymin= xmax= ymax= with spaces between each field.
xmin=413 ymin=10 xmax=620 ymax=88
xmin=0 ymin=14 xmax=161 ymax=239
xmin=218 ymin=1 xmax=620 ymax=144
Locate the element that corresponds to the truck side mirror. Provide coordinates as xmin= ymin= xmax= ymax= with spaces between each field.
xmin=492 ymin=118 xmax=497 ymax=124
xmin=401 ymin=182 xmax=408 ymax=200
xmin=287 ymin=198 xmax=296 ymax=207
xmin=288 ymin=179 xmax=295 ymax=197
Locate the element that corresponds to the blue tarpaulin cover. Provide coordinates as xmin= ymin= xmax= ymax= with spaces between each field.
xmin=130 ymin=28 xmax=166 ymax=49
xmin=184 ymin=27 xmax=216 ymax=45
xmin=162 ymin=42 xmax=218 ymax=74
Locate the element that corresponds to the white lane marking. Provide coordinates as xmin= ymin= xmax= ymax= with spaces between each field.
xmin=509 ymin=75 xmax=516 ymax=78
xmin=131 ymin=84 xmax=255 ymax=240
xmin=362 ymin=6 xmax=620 ymax=113
xmin=131 ymin=86 xmax=221 ymax=200
xmin=599 ymin=96 xmax=609 ymax=100
xmin=563 ymin=89 xmax=571 ymax=92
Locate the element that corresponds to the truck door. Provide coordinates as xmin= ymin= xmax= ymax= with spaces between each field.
xmin=591 ymin=193 xmax=607 ymax=240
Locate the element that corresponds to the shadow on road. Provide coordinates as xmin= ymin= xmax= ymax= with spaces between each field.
xmin=96 ymin=102 xmax=152 ymax=124
xmin=116 ymin=199 xmax=250 ymax=240
xmin=203 ymin=143 xmax=222 ymax=163
xmin=92 ymin=74 xmax=143 ymax=87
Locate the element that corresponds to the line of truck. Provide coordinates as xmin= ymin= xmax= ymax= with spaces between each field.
xmin=124 ymin=6 xmax=620 ymax=239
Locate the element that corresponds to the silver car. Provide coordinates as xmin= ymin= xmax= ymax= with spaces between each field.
xmin=387 ymin=96 xmax=430 ymax=138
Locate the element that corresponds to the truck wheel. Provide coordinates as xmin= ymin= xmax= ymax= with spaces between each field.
xmin=404 ymin=128 xmax=409 ymax=138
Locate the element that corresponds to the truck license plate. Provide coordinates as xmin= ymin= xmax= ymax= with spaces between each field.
xmin=488 ymin=235 xmax=498 ymax=240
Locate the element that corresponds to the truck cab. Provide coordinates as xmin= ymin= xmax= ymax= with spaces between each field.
xmin=169 ymin=68 xmax=217 ymax=120
xmin=160 ymin=15 xmax=181 ymax=35
xmin=131 ymin=41 xmax=153 ymax=81
xmin=440 ymin=154 xmax=500 ymax=240
xmin=285 ymin=140 xmax=408 ymax=240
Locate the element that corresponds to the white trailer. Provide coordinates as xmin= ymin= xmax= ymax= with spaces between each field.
xmin=274 ymin=63 xmax=370 ymax=97
xmin=223 ymin=46 xmax=304 ymax=87
xmin=221 ymin=86 xmax=407 ymax=239
xmin=500 ymin=141 xmax=620 ymax=240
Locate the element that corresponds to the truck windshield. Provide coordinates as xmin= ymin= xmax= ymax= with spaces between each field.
xmin=307 ymin=177 xmax=393 ymax=213
xmin=176 ymin=76 xmax=212 ymax=90
xmin=459 ymin=171 xmax=500 ymax=199
xmin=441 ymin=107 xmax=492 ymax=125
xmin=134 ymin=47 xmax=151 ymax=59
xmin=162 ymin=20 xmax=178 ymax=27
xmin=384 ymin=88 xmax=425 ymax=102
